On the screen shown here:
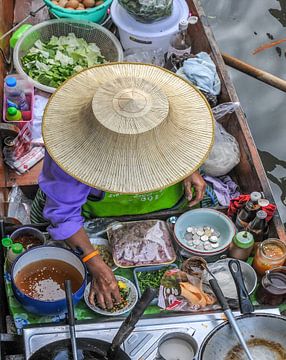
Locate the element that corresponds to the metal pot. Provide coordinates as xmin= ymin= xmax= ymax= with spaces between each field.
xmin=198 ymin=313 xmax=286 ymax=359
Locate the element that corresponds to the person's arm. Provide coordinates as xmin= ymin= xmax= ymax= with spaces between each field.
xmin=66 ymin=228 xmax=121 ymax=309
xmin=39 ymin=153 xmax=121 ymax=308
xmin=183 ymin=170 xmax=206 ymax=207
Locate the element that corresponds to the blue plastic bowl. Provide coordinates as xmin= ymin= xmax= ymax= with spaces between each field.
xmin=11 ymin=246 xmax=87 ymax=316
xmin=174 ymin=209 xmax=236 ymax=254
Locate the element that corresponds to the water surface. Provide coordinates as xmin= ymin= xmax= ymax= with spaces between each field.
xmin=201 ymin=0 xmax=286 ymax=225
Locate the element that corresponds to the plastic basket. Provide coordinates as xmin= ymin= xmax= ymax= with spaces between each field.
xmin=13 ymin=19 xmax=123 ymax=93
xmin=44 ymin=0 xmax=112 ymax=23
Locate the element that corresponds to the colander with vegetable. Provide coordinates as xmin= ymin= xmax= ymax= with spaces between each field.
xmin=14 ymin=19 xmax=123 ymax=93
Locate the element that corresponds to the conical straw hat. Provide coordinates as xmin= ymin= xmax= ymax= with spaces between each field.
xmin=43 ymin=63 xmax=214 ymax=194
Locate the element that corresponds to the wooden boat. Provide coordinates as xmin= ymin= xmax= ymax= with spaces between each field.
xmin=0 ymin=2 xmax=286 ymax=357
xmin=0 ymin=0 xmax=285 ymax=244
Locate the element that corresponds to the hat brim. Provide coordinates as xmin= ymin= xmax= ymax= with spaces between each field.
xmin=43 ymin=63 xmax=214 ymax=194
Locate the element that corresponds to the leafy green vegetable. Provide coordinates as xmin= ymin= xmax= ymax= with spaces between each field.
xmin=137 ymin=266 xmax=174 ymax=294
xmin=21 ymin=33 xmax=106 ymax=88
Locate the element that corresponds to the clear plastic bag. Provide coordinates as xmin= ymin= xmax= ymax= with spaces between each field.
xmin=107 ymin=220 xmax=176 ymax=267
xmin=118 ymin=0 xmax=173 ymax=23
xmin=7 ymin=186 xmax=32 ymax=224
xmin=124 ymin=48 xmax=165 ymax=67
xmin=201 ymin=102 xmax=241 ymax=177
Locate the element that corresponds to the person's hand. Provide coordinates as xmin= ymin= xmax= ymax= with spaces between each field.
xmin=87 ymin=257 xmax=121 ymax=310
xmin=183 ymin=171 xmax=206 ymax=207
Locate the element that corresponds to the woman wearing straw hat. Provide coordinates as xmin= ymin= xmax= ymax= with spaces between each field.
xmin=31 ymin=63 xmax=214 ymax=310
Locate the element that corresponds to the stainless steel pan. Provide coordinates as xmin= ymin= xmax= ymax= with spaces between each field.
xmin=198 ymin=313 xmax=286 ymax=360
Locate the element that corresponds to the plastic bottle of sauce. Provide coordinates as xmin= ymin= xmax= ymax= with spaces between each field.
xmin=235 ymin=191 xmax=262 ymax=231
xmin=5 ymin=77 xmax=29 ymax=110
xmin=6 ymin=107 xmax=22 ymax=121
xmin=167 ymin=19 xmax=193 ymax=60
xmin=229 ymin=231 xmax=254 ymax=261
xmin=253 ymin=239 xmax=286 ymax=276
xmin=7 ymin=243 xmax=24 ymax=272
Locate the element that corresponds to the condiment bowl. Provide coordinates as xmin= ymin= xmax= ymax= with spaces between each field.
xmin=207 ymin=258 xmax=257 ymax=300
xmin=11 ymin=246 xmax=87 ymax=316
xmin=10 ymin=226 xmax=45 ymax=249
xmin=174 ymin=209 xmax=236 ymax=258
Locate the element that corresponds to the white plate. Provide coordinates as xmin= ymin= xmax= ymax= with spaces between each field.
xmin=84 ymin=276 xmax=138 ymax=316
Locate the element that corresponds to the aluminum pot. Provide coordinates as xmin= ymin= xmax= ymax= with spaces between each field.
xmin=10 ymin=226 xmax=46 ymax=249
xmin=11 ymin=246 xmax=87 ymax=316
xmin=198 ymin=313 xmax=286 ymax=359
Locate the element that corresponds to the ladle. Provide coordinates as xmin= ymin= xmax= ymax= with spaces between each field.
xmin=203 ymin=265 xmax=254 ymax=360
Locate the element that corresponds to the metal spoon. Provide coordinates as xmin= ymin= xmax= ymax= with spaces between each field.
xmin=204 ymin=265 xmax=254 ymax=360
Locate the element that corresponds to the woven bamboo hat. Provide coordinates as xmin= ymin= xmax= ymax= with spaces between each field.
xmin=43 ymin=63 xmax=214 ymax=194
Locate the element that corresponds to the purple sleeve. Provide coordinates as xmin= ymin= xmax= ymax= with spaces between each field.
xmin=39 ymin=152 xmax=91 ymax=240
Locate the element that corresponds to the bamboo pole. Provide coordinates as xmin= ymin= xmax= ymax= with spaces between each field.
xmin=222 ymin=52 xmax=286 ymax=93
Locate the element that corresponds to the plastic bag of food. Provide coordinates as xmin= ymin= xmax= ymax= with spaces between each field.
xmin=7 ymin=186 xmax=32 ymax=224
xmin=201 ymin=102 xmax=241 ymax=177
xmin=158 ymin=268 xmax=217 ymax=312
xmin=124 ymin=48 xmax=165 ymax=67
xmin=107 ymin=220 xmax=176 ymax=267
xmin=118 ymin=0 xmax=173 ymax=23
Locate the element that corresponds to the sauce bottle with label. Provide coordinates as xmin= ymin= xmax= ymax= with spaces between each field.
xmin=235 ymin=191 xmax=262 ymax=231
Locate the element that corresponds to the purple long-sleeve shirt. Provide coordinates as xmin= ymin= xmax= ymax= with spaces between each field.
xmin=39 ymin=152 xmax=103 ymax=240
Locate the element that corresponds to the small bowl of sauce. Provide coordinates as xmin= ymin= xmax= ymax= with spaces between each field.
xmin=11 ymin=226 xmax=45 ymax=249
xmin=11 ymin=246 xmax=86 ymax=316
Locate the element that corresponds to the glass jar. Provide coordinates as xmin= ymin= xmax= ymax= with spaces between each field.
xmin=253 ymin=239 xmax=286 ymax=276
xmin=256 ymin=266 xmax=286 ymax=306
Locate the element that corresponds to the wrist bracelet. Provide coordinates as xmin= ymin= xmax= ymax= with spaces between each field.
xmin=82 ymin=250 xmax=100 ymax=263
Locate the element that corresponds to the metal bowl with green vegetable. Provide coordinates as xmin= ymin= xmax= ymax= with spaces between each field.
xmin=133 ymin=264 xmax=178 ymax=305
xmin=14 ymin=19 xmax=123 ymax=93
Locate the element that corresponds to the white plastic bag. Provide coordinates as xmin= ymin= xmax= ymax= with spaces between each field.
xmin=201 ymin=102 xmax=241 ymax=177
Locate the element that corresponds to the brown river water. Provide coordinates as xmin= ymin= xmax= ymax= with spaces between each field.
xmin=201 ymin=0 xmax=286 ymax=226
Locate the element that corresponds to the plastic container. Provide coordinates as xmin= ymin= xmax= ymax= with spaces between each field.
xmin=133 ymin=264 xmax=178 ymax=305
xmin=253 ymin=239 xmax=286 ymax=276
xmin=10 ymin=24 xmax=33 ymax=48
xmin=3 ymin=75 xmax=34 ymax=127
xmin=108 ymin=220 xmax=176 ymax=268
xmin=229 ymin=231 xmax=254 ymax=261
xmin=7 ymin=243 xmax=24 ymax=273
xmin=111 ymin=0 xmax=189 ymax=52
xmin=13 ymin=19 xmax=123 ymax=93
xmin=6 ymin=107 xmax=22 ymax=121
xmin=5 ymin=77 xmax=29 ymax=110
xmin=44 ymin=0 xmax=111 ymax=23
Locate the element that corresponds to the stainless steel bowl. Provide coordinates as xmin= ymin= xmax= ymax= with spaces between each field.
xmin=206 ymin=258 xmax=257 ymax=300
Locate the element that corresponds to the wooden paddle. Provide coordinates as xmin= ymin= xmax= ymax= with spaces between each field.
xmin=222 ymin=53 xmax=286 ymax=93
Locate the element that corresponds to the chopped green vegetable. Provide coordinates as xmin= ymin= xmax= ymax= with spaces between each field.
xmin=21 ymin=33 xmax=106 ymax=88
xmin=137 ymin=266 xmax=174 ymax=294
